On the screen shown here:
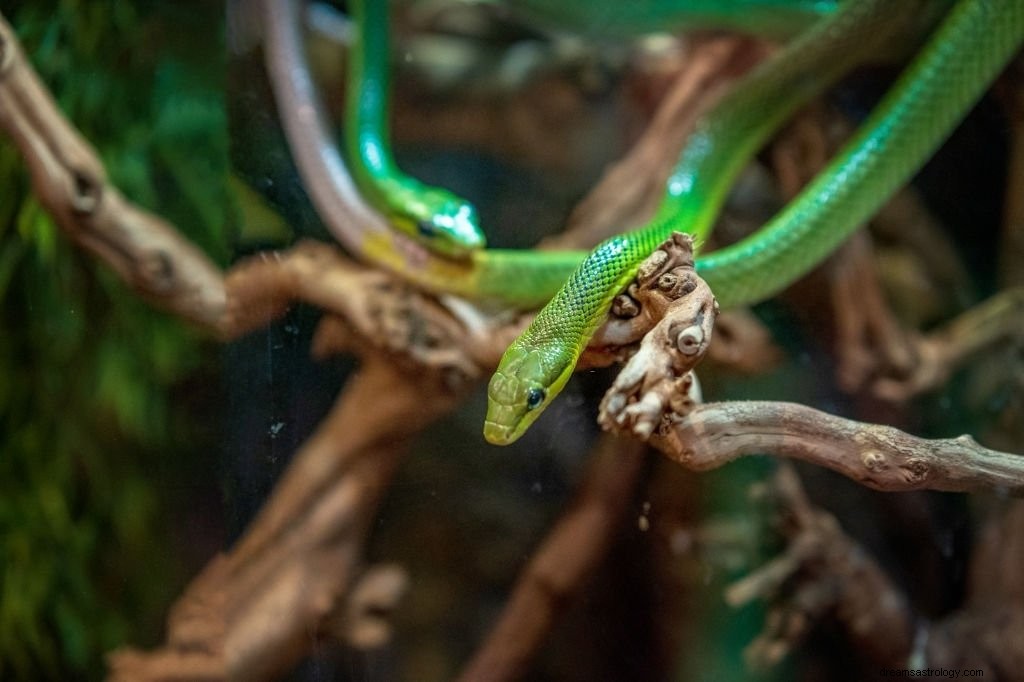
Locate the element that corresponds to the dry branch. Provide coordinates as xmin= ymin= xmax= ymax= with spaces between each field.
xmin=587 ymin=235 xmax=1024 ymax=495
xmin=0 ymin=15 xmax=225 ymax=329
xmin=653 ymin=401 xmax=1024 ymax=494
xmin=728 ymin=465 xmax=915 ymax=668
xmin=597 ymin=235 xmax=718 ymax=438
xmin=595 ymin=266 xmax=1024 ymax=493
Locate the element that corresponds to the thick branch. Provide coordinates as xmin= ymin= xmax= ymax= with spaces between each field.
xmin=0 ymin=14 xmax=225 ymax=328
xmin=108 ymin=350 xmax=464 ymax=681
xmin=657 ymin=401 xmax=1024 ymax=494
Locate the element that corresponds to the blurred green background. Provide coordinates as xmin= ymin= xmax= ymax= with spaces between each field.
xmin=0 ymin=1 xmax=229 ymax=677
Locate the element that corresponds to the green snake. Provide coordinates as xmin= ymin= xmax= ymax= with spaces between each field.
xmin=263 ymin=0 xmax=1023 ymax=444
xmin=344 ymin=0 xmax=485 ymax=257
xmin=505 ymin=0 xmax=836 ymax=38
xmin=486 ymin=0 xmax=1022 ymax=444
xmin=342 ymin=0 xmax=827 ymax=257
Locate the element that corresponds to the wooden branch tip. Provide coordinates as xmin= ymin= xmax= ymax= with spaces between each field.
xmin=654 ymin=401 xmax=1024 ymax=494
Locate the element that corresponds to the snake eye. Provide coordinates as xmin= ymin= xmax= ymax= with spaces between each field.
xmin=526 ymin=387 xmax=546 ymax=410
xmin=417 ymin=219 xmax=437 ymax=237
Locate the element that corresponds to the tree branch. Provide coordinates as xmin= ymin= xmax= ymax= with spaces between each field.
xmin=108 ymin=346 xmax=467 ymax=680
xmin=655 ymin=401 xmax=1024 ymax=494
xmin=0 ymin=14 xmax=225 ymax=329
xmin=727 ymin=465 xmax=915 ymax=668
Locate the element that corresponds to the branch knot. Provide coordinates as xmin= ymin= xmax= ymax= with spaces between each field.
xmin=69 ymin=167 xmax=103 ymax=214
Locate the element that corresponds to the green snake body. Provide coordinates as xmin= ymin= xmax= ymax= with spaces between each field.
xmin=506 ymin=0 xmax=837 ymax=38
xmin=484 ymin=0 xmax=920 ymax=443
xmin=345 ymin=0 xmax=485 ymax=257
xmin=359 ymin=0 xmax=915 ymax=308
xmin=344 ymin=0 xmax=831 ymax=258
xmin=484 ymin=0 xmax=1024 ymax=443
xmin=264 ymin=0 xmax=1023 ymax=445
xmin=692 ymin=0 xmax=1021 ymax=306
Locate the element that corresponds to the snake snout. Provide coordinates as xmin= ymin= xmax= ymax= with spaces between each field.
xmin=485 ymin=366 xmax=529 ymax=445
xmin=483 ymin=418 xmax=516 ymax=445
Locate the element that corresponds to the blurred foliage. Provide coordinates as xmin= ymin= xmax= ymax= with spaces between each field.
xmin=0 ymin=0 xmax=229 ymax=678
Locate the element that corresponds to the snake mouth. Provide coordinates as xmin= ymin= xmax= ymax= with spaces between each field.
xmin=483 ymin=419 xmax=517 ymax=446
xmin=484 ymin=365 xmax=527 ymax=445
xmin=483 ymin=396 xmax=528 ymax=445
xmin=457 ymin=229 xmax=486 ymax=253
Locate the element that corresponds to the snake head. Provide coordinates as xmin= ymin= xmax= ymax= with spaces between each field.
xmin=396 ymin=185 xmax=484 ymax=258
xmin=484 ymin=340 xmax=574 ymax=445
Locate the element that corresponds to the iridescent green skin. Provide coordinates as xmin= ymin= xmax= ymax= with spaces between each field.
xmin=507 ymin=0 xmax=837 ymax=38
xmin=484 ymin=0 xmax=1024 ymax=444
xmin=286 ymin=0 xmax=1020 ymax=444
xmin=346 ymin=0 xmax=827 ymax=258
xmin=346 ymin=0 xmax=484 ymax=257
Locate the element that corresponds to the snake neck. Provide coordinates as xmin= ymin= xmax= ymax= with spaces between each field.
xmin=345 ymin=0 xmax=398 ymax=197
xmin=483 ymin=0 xmax=941 ymax=443
xmin=344 ymin=0 xmax=484 ymax=256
